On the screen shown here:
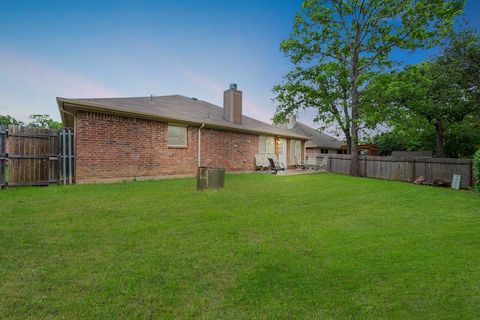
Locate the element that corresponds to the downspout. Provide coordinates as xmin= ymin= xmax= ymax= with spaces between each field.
xmin=198 ymin=123 xmax=205 ymax=167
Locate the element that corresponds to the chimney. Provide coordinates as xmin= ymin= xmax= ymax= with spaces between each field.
xmin=223 ymin=83 xmax=242 ymax=124
xmin=287 ymin=113 xmax=296 ymax=129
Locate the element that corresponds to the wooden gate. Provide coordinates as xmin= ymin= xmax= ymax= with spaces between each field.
xmin=1 ymin=126 xmax=74 ymax=187
xmin=7 ymin=126 xmax=60 ymax=186
xmin=0 ymin=125 xmax=6 ymax=189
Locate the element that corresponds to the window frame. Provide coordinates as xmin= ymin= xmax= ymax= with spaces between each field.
xmin=258 ymin=135 xmax=275 ymax=154
xmin=290 ymin=140 xmax=302 ymax=163
xmin=167 ymin=124 xmax=188 ymax=148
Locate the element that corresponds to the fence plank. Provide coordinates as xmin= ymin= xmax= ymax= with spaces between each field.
xmin=325 ymin=154 xmax=474 ymax=188
xmin=0 ymin=125 xmax=6 ymax=188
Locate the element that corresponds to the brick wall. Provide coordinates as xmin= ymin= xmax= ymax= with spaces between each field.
xmin=75 ymin=111 xmax=259 ymax=183
xmin=200 ymin=128 xmax=258 ymax=171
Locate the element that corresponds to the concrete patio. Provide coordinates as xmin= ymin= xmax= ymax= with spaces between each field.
xmin=256 ymin=169 xmax=326 ymax=176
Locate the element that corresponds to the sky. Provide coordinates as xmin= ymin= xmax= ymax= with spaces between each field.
xmin=1 ymin=0 xmax=479 ymax=131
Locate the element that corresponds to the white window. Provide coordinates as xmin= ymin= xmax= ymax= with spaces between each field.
xmin=290 ymin=140 xmax=302 ymax=163
xmin=167 ymin=125 xmax=187 ymax=147
xmin=258 ymin=136 xmax=275 ymax=154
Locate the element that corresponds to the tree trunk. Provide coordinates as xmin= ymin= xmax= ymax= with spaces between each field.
xmin=345 ymin=132 xmax=352 ymax=154
xmin=434 ymin=122 xmax=445 ymax=158
xmin=350 ymin=46 xmax=360 ymax=176
xmin=350 ymin=106 xmax=360 ymax=176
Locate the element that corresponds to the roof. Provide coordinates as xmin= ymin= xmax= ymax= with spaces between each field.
xmin=391 ymin=150 xmax=432 ymax=157
xmin=57 ymin=95 xmax=308 ymax=140
xmin=274 ymin=121 xmax=342 ymax=149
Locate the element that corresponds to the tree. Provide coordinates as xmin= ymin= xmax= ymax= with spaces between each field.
xmin=274 ymin=0 xmax=463 ymax=175
xmin=474 ymin=148 xmax=480 ymax=193
xmin=0 ymin=115 xmax=24 ymax=127
xmin=370 ymin=119 xmax=435 ymax=156
xmin=444 ymin=115 xmax=480 ymax=158
xmin=28 ymin=114 xmax=63 ymax=129
xmin=365 ymin=30 xmax=480 ymax=157
xmin=371 ymin=116 xmax=480 ymax=158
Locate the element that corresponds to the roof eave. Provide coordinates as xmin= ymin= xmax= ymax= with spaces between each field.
xmin=306 ymin=144 xmax=342 ymax=149
xmin=57 ymin=98 xmax=75 ymax=128
xmin=56 ymin=98 xmax=309 ymax=140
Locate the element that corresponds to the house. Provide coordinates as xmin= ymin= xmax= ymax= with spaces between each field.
xmin=274 ymin=115 xmax=342 ymax=156
xmin=339 ymin=143 xmax=379 ymax=156
xmin=57 ymin=84 xmax=308 ymax=184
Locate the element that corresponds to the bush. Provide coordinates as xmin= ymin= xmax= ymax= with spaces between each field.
xmin=474 ymin=149 xmax=480 ymax=193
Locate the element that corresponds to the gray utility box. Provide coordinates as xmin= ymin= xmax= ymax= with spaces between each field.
xmin=197 ymin=167 xmax=225 ymax=190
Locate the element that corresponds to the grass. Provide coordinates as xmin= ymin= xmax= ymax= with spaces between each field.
xmin=0 ymin=173 xmax=479 ymax=319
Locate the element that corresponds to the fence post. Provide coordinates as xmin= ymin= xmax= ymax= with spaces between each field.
xmin=364 ymin=156 xmax=368 ymax=177
xmin=68 ymin=129 xmax=72 ymax=185
xmin=470 ymin=160 xmax=473 ymax=188
xmin=61 ymin=129 xmax=66 ymax=185
xmin=410 ymin=157 xmax=416 ymax=182
xmin=57 ymin=129 xmax=61 ymax=185
xmin=0 ymin=125 xmax=5 ymax=189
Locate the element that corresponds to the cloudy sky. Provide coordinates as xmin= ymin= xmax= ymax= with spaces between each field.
xmin=1 ymin=0 xmax=479 ymax=131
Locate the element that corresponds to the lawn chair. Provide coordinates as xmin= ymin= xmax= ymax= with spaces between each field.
xmin=267 ymin=157 xmax=285 ymax=174
xmin=294 ymin=155 xmax=305 ymax=169
xmin=269 ymin=154 xmax=285 ymax=170
xmin=318 ymin=156 xmax=329 ymax=171
xmin=255 ymin=154 xmax=269 ymax=171
xmin=305 ymin=156 xmax=318 ymax=170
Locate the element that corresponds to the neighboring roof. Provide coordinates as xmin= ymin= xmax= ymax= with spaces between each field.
xmin=57 ymin=95 xmax=308 ymax=140
xmin=274 ymin=121 xmax=342 ymax=149
xmin=391 ymin=150 xmax=432 ymax=157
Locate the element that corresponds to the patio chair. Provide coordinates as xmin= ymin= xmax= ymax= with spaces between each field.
xmin=305 ymin=156 xmax=318 ymax=170
xmin=318 ymin=156 xmax=329 ymax=171
xmin=267 ymin=154 xmax=285 ymax=169
xmin=294 ymin=155 xmax=305 ymax=170
xmin=267 ymin=157 xmax=285 ymax=174
xmin=255 ymin=154 xmax=268 ymax=171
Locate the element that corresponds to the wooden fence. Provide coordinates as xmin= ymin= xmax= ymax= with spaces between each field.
xmin=321 ymin=154 xmax=474 ymax=188
xmin=0 ymin=126 xmax=74 ymax=188
xmin=0 ymin=126 xmax=6 ymax=189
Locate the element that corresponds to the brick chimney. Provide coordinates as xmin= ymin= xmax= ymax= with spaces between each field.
xmin=287 ymin=113 xmax=296 ymax=129
xmin=223 ymin=83 xmax=242 ymax=124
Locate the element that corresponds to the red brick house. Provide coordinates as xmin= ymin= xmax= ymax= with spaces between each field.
xmin=57 ymin=84 xmax=308 ymax=183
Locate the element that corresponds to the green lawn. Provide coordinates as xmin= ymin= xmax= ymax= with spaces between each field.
xmin=1 ymin=173 xmax=479 ymax=319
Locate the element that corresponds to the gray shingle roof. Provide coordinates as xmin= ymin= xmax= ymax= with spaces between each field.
xmin=274 ymin=121 xmax=342 ymax=149
xmin=57 ymin=95 xmax=308 ymax=140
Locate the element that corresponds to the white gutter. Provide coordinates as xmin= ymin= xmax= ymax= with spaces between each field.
xmin=198 ymin=123 xmax=205 ymax=166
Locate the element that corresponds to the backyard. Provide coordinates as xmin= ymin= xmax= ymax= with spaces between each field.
xmin=1 ymin=173 xmax=479 ymax=319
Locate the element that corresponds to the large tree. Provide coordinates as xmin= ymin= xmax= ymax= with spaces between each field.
xmin=369 ymin=117 xmax=435 ymax=156
xmin=0 ymin=115 xmax=24 ymax=127
xmin=28 ymin=114 xmax=62 ymax=129
xmin=370 ymin=115 xmax=480 ymax=157
xmin=365 ymin=30 xmax=480 ymax=157
xmin=0 ymin=114 xmax=62 ymax=129
xmin=274 ymin=0 xmax=463 ymax=175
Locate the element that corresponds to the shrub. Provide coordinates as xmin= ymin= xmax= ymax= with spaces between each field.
xmin=474 ymin=149 xmax=480 ymax=193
